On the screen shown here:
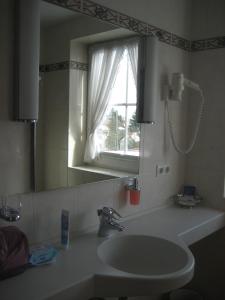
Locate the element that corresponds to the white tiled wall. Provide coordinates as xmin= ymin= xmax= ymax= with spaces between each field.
xmin=0 ymin=178 xmax=140 ymax=244
xmin=0 ymin=121 xmax=31 ymax=196
xmin=93 ymin=0 xmax=193 ymax=39
xmin=41 ymin=15 xmax=115 ymax=63
xmin=185 ymin=48 xmax=225 ymax=209
xmin=0 ymin=0 xmax=192 ymax=245
xmin=38 ymin=70 xmax=69 ymax=191
xmin=2 ymin=0 xmax=225 ymax=247
xmin=185 ymin=0 xmax=225 ymax=210
xmin=191 ymin=0 xmax=225 ymax=40
xmin=138 ymin=41 xmax=190 ymax=210
xmin=0 ymin=0 xmax=14 ymax=120
xmin=76 ymin=180 xmax=115 ymax=232
xmin=14 ymin=38 xmax=191 ymax=244
xmin=0 ymin=1 xmax=32 ymax=197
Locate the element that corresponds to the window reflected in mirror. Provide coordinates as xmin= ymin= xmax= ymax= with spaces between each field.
xmin=97 ymin=47 xmax=140 ymax=156
xmin=37 ymin=1 xmax=140 ymax=192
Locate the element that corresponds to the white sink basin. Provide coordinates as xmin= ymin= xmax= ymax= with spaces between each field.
xmin=98 ymin=235 xmax=194 ymax=277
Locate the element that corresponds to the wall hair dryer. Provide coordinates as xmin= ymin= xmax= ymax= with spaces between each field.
xmin=165 ymin=72 xmax=205 ymax=155
xmin=170 ymin=73 xmax=201 ymax=101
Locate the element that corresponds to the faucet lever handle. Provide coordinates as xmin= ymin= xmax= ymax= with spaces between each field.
xmin=98 ymin=207 xmax=121 ymax=220
xmin=109 ymin=207 xmax=122 ymax=220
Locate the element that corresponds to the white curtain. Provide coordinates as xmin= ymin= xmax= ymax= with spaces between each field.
xmin=126 ymin=39 xmax=139 ymax=86
xmin=84 ymin=42 xmax=124 ymax=163
xmin=84 ymin=38 xmax=139 ymax=163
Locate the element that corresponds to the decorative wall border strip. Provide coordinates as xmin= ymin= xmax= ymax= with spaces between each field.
xmin=192 ymin=36 xmax=225 ymax=52
xmin=40 ymin=60 xmax=88 ymax=72
xmin=44 ymin=0 xmax=191 ymax=52
xmin=44 ymin=0 xmax=225 ymax=52
xmin=70 ymin=60 xmax=88 ymax=71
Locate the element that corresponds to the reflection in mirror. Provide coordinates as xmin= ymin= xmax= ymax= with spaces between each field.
xmin=37 ymin=1 xmax=140 ymax=191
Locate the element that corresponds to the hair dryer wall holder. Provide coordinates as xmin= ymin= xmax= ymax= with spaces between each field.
xmin=163 ymin=72 xmax=202 ymax=102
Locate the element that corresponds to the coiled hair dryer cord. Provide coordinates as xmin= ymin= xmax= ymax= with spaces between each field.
xmin=165 ymin=89 xmax=205 ymax=155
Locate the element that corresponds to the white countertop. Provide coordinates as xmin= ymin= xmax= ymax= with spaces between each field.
xmin=1 ymin=205 xmax=225 ymax=300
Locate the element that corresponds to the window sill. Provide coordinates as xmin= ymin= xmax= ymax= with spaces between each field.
xmin=100 ymin=151 xmax=139 ymax=161
xmin=70 ymin=165 xmax=137 ymax=178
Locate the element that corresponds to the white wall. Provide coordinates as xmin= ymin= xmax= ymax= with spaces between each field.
xmin=190 ymin=0 xmax=225 ymax=40
xmin=38 ymin=15 xmax=120 ymax=189
xmin=140 ymin=41 xmax=190 ymax=210
xmin=0 ymin=0 xmax=193 ymax=244
xmin=185 ymin=49 xmax=225 ymax=209
xmin=93 ymin=0 xmax=193 ymax=39
xmin=1 ymin=5 xmax=224 ymax=300
xmin=41 ymin=14 xmax=115 ymax=63
xmin=0 ymin=0 xmax=31 ymax=196
xmin=0 ymin=0 xmax=14 ymax=120
xmin=68 ymin=41 xmax=88 ymax=169
xmin=185 ymin=0 xmax=225 ymax=209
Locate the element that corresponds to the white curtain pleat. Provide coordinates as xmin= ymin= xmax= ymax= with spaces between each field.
xmin=126 ymin=40 xmax=138 ymax=86
xmin=84 ymin=44 xmax=124 ymax=163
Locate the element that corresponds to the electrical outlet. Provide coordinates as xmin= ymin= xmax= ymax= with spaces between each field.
xmin=165 ymin=165 xmax=170 ymax=174
xmin=156 ymin=164 xmax=171 ymax=176
xmin=156 ymin=165 xmax=164 ymax=177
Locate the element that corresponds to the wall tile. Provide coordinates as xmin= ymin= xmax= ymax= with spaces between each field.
xmin=43 ymin=148 xmax=68 ymax=191
xmin=185 ymin=166 xmax=225 ymax=210
xmin=140 ymin=173 xmax=167 ymax=210
xmin=92 ymin=0 xmax=193 ymax=39
xmin=76 ymin=180 xmax=114 ymax=232
xmin=32 ymin=188 xmax=77 ymax=244
xmin=113 ymin=177 xmax=143 ymax=218
xmin=0 ymin=121 xmax=31 ymax=196
xmin=191 ymin=0 xmax=225 ymax=40
xmin=186 ymin=49 xmax=225 ymax=209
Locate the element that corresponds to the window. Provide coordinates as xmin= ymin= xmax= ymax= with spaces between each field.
xmin=97 ymin=47 xmax=140 ymax=157
xmin=84 ymin=38 xmax=139 ymax=164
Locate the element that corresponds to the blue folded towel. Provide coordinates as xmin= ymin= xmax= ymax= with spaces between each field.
xmin=29 ymin=245 xmax=58 ymax=266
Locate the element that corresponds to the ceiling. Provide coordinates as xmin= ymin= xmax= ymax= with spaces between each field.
xmin=40 ymin=1 xmax=80 ymax=27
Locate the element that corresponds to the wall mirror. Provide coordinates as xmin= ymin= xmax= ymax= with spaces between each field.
xmin=36 ymin=0 xmax=141 ymax=192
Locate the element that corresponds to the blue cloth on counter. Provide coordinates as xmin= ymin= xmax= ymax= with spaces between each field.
xmin=29 ymin=245 xmax=58 ymax=266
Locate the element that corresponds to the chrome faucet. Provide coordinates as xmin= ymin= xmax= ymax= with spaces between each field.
xmin=97 ymin=207 xmax=125 ymax=237
xmin=0 ymin=198 xmax=21 ymax=222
